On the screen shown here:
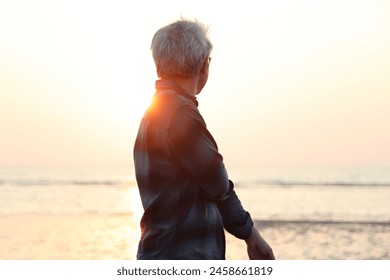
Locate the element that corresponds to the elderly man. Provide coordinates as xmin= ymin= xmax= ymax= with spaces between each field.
xmin=134 ymin=18 xmax=274 ymax=260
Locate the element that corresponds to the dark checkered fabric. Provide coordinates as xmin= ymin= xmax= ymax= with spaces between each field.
xmin=133 ymin=79 xmax=254 ymax=259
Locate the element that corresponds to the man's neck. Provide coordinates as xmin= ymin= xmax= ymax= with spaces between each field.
xmin=169 ymin=76 xmax=200 ymax=96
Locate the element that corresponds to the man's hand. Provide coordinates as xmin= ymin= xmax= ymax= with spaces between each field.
xmin=245 ymin=226 xmax=275 ymax=260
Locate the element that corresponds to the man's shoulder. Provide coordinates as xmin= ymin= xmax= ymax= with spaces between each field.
xmin=143 ymin=90 xmax=199 ymax=130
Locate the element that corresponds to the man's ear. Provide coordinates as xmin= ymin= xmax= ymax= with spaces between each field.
xmin=200 ymin=57 xmax=209 ymax=74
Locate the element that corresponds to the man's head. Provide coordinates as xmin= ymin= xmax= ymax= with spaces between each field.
xmin=151 ymin=18 xmax=213 ymax=80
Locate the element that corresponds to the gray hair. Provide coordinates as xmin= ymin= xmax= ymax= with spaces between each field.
xmin=151 ymin=18 xmax=213 ymax=79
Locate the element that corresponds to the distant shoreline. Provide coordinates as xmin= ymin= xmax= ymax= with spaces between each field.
xmin=254 ymin=219 xmax=390 ymax=227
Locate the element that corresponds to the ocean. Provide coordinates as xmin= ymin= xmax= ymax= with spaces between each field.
xmin=1 ymin=165 xmax=390 ymax=222
xmin=1 ymin=165 xmax=389 ymax=259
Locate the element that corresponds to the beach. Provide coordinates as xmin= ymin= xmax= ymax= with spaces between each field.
xmin=0 ymin=214 xmax=138 ymax=260
xmin=1 ymin=214 xmax=389 ymax=260
xmin=1 ymin=166 xmax=389 ymax=260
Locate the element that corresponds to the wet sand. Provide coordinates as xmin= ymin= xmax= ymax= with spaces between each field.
xmin=0 ymin=214 xmax=389 ymax=260
xmin=227 ymin=220 xmax=390 ymax=260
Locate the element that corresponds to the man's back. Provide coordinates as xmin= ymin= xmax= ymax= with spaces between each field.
xmin=134 ymin=80 xmax=228 ymax=259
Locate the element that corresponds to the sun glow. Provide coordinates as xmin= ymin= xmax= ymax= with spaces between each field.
xmin=1 ymin=0 xmax=389 ymax=167
xmin=127 ymin=60 xmax=157 ymax=122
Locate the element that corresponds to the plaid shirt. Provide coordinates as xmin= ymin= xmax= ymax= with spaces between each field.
xmin=133 ymin=79 xmax=254 ymax=259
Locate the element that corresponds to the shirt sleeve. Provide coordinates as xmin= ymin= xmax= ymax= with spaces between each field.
xmin=168 ymin=105 xmax=254 ymax=239
xmin=217 ymin=180 xmax=254 ymax=239
xmin=167 ymin=105 xmax=229 ymax=201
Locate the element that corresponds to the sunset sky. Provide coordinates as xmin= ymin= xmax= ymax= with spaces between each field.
xmin=1 ymin=0 xmax=389 ymax=168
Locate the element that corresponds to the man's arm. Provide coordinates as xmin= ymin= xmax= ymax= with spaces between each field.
xmin=168 ymin=105 xmax=229 ymax=200
xmin=217 ymin=182 xmax=275 ymax=260
xmin=216 ymin=180 xmax=254 ymax=239
xmin=168 ymin=105 xmax=275 ymax=259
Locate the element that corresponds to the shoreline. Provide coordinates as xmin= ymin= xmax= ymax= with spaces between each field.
xmin=254 ymin=219 xmax=390 ymax=226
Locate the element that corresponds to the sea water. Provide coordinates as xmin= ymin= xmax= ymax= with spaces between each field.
xmin=1 ymin=166 xmax=390 ymax=223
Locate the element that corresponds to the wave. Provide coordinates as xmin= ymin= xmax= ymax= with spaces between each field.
xmin=0 ymin=179 xmax=134 ymax=187
xmin=253 ymin=219 xmax=390 ymax=226
xmin=1 ymin=179 xmax=390 ymax=187
xmin=235 ymin=180 xmax=390 ymax=187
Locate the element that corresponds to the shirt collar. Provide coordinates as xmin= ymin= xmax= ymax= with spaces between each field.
xmin=155 ymin=79 xmax=198 ymax=107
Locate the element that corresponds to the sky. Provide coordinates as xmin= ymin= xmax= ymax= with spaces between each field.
xmin=1 ymin=0 xmax=389 ymax=168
